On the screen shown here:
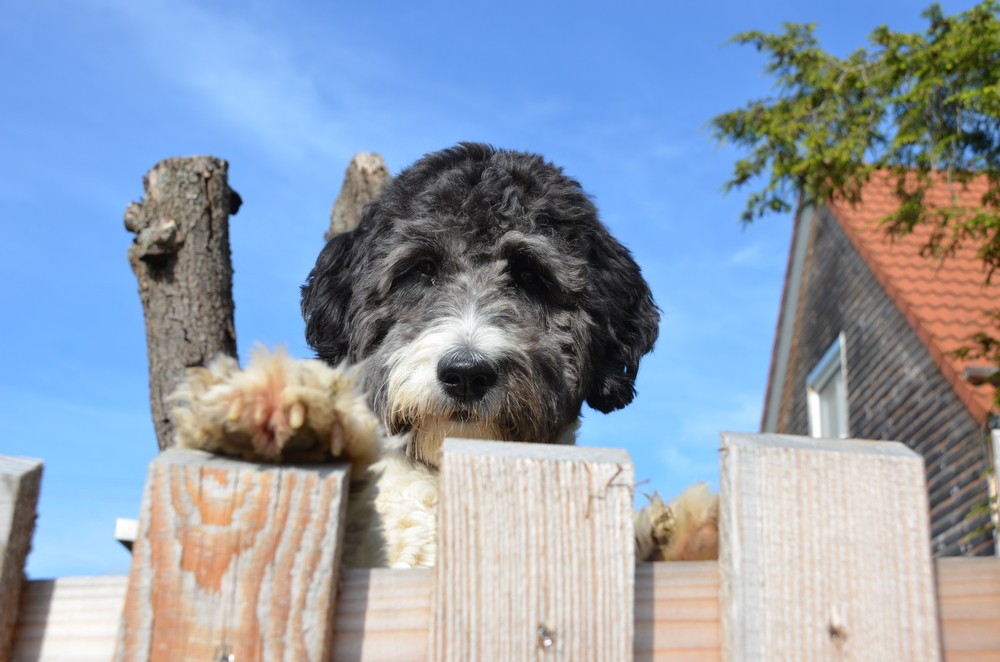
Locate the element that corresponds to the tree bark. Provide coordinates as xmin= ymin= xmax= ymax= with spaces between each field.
xmin=326 ymin=152 xmax=391 ymax=241
xmin=125 ymin=156 xmax=241 ymax=450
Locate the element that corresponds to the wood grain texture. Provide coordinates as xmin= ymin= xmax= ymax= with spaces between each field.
xmin=12 ymin=558 xmax=1000 ymax=660
xmin=937 ymin=557 xmax=1000 ymax=661
xmin=13 ymin=576 xmax=127 ymax=662
xmin=0 ymin=455 xmax=43 ymax=661
xmin=720 ymin=432 xmax=942 ymax=661
xmin=635 ymin=561 xmax=720 ymax=662
xmin=332 ymin=568 xmax=432 ymax=661
xmin=430 ymin=439 xmax=635 ymax=662
xmin=114 ymin=449 xmax=350 ymax=662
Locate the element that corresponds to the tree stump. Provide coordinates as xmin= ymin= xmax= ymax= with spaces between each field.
xmin=125 ymin=156 xmax=241 ymax=450
xmin=326 ymin=152 xmax=391 ymax=241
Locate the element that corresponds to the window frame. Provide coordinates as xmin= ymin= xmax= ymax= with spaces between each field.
xmin=806 ymin=332 xmax=850 ymax=439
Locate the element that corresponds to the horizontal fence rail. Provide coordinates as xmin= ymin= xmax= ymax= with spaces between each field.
xmin=10 ymin=559 xmax=1000 ymax=661
xmin=5 ymin=432 xmax=1000 ymax=661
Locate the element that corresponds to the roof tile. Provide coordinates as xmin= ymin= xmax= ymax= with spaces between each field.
xmin=828 ymin=173 xmax=998 ymax=422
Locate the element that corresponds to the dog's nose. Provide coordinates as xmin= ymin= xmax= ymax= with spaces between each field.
xmin=437 ymin=354 xmax=498 ymax=403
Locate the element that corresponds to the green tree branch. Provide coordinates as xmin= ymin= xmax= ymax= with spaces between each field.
xmin=713 ymin=0 xmax=1000 ymax=406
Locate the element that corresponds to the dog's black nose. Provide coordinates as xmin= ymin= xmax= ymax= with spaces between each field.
xmin=437 ymin=354 xmax=498 ymax=403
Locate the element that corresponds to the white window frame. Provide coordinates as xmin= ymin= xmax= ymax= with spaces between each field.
xmin=806 ymin=332 xmax=850 ymax=439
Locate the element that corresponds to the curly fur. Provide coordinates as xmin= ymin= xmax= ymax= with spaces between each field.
xmin=295 ymin=144 xmax=663 ymax=566
xmin=302 ymin=143 xmax=659 ymax=467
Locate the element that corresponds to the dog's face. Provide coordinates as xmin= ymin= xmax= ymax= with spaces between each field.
xmin=302 ymin=143 xmax=659 ymax=465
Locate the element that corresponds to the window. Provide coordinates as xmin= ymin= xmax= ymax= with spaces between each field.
xmin=807 ymin=333 xmax=849 ymax=439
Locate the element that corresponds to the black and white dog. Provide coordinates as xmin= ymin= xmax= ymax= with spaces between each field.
xmin=173 ymin=144 xmax=716 ymax=567
xmin=302 ymin=143 xmax=659 ymax=467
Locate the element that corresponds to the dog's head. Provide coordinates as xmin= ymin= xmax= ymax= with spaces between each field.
xmin=302 ymin=143 xmax=659 ymax=465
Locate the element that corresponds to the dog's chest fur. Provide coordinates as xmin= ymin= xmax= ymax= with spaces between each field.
xmin=344 ymin=451 xmax=440 ymax=567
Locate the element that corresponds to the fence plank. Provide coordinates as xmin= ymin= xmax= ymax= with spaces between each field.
xmin=634 ymin=560 xmax=719 ymax=662
xmin=333 ymin=567 xmax=432 ymax=661
xmin=114 ymin=448 xmax=350 ymax=662
xmin=719 ymin=432 xmax=942 ymax=661
xmin=431 ymin=439 xmax=635 ymax=661
xmin=13 ymin=576 xmax=126 ymax=662
xmin=12 ymin=558 xmax=1000 ymax=660
xmin=937 ymin=557 xmax=1000 ymax=660
xmin=1 ymin=455 xmax=43 ymax=661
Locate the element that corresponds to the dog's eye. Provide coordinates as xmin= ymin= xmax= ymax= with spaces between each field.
xmin=509 ymin=258 xmax=548 ymax=296
xmin=414 ymin=259 xmax=437 ymax=278
xmin=514 ymin=269 xmax=538 ymax=286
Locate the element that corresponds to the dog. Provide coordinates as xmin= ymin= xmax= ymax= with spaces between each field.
xmin=171 ymin=143 xmax=718 ymax=567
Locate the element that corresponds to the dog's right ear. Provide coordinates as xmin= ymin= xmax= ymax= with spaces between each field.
xmin=301 ymin=230 xmax=359 ymax=364
xmin=583 ymin=230 xmax=660 ymax=414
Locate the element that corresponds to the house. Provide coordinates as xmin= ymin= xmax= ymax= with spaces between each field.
xmin=761 ymin=173 xmax=999 ymax=556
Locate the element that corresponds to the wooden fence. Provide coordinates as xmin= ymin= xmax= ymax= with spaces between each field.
xmin=4 ymin=432 xmax=1000 ymax=661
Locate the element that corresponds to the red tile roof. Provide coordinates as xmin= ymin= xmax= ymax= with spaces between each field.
xmin=828 ymin=173 xmax=999 ymax=423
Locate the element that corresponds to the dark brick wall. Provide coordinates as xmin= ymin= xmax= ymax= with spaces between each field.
xmin=778 ymin=206 xmax=994 ymax=556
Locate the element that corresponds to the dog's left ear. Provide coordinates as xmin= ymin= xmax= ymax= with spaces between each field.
xmin=301 ymin=229 xmax=361 ymax=364
xmin=584 ymin=231 xmax=660 ymax=413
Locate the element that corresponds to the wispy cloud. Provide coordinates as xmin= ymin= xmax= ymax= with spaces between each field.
xmin=726 ymin=240 xmax=787 ymax=269
xmin=90 ymin=0 xmax=392 ymax=166
xmin=728 ymin=243 xmax=764 ymax=266
xmin=88 ymin=0 xmax=596 ymax=172
xmin=675 ymin=393 xmax=761 ymax=446
xmin=654 ymin=446 xmax=719 ymax=488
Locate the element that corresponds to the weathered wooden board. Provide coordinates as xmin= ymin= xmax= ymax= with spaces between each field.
xmin=12 ymin=558 xmax=1000 ymax=660
xmin=13 ymin=576 xmax=127 ymax=661
xmin=634 ymin=561 xmax=720 ymax=662
xmin=937 ymin=556 xmax=1000 ymax=661
xmin=430 ymin=439 xmax=635 ymax=661
xmin=114 ymin=449 xmax=350 ymax=662
xmin=0 ymin=455 xmax=43 ymax=661
xmin=719 ymin=432 xmax=942 ymax=661
xmin=332 ymin=567 xmax=433 ymax=661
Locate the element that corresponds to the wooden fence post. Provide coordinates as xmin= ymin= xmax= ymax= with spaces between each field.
xmin=114 ymin=449 xmax=350 ymax=662
xmin=431 ymin=439 xmax=635 ymax=661
xmin=719 ymin=432 xmax=942 ymax=661
xmin=0 ymin=455 xmax=43 ymax=661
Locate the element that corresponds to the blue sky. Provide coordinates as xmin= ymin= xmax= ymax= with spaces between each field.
xmin=1 ymin=0 xmax=976 ymax=578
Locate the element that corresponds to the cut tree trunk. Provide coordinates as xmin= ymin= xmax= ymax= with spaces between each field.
xmin=125 ymin=156 xmax=241 ymax=450
xmin=326 ymin=152 xmax=391 ymax=240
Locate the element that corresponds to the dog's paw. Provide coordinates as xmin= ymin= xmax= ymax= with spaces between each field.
xmin=169 ymin=346 xmax=382 ymax=471
xmin=635 ymin=483 xmax=719 ymax=561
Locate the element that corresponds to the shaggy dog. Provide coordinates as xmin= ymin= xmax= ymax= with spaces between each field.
xmin=171 ymin=143 xmax=717 ymax=567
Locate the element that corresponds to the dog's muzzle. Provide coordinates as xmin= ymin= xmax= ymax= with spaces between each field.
xmin=437 ymin=352 xmax=498 ymax=404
